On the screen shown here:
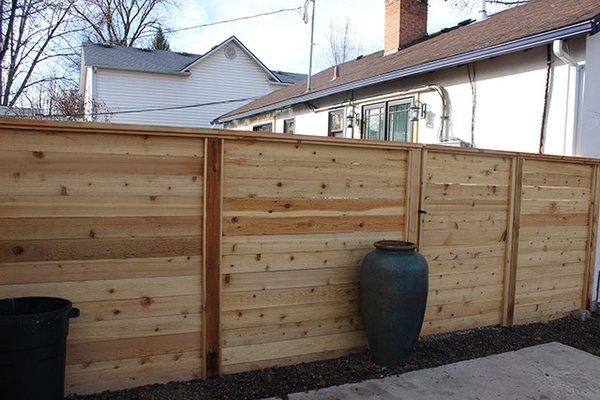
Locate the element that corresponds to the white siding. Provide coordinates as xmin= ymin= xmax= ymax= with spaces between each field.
xmin=92 ymin=42 xmax=283 ymax=128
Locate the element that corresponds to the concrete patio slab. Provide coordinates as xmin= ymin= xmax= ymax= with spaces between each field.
xmin=271 ymin=342 xmax=600 ymax=400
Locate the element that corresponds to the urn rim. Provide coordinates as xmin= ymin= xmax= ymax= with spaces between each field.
xmin=374 ymin=240 xmax=417 ymax=252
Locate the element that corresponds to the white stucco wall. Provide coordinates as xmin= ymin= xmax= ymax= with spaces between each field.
xmin=90 ymin=42 xmax=285 ymax=128
xmin=229 ymin=37 xmax=587 ymax=158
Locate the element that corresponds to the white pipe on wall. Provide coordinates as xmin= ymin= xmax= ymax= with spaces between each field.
xmin=552 ymin=39 xmax=585 ymax=156
xmin=478 ymin=0 xmax=488 ymax=21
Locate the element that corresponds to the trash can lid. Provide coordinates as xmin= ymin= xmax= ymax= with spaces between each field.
xmin=0 ymin=297 xmax=73 ymax=322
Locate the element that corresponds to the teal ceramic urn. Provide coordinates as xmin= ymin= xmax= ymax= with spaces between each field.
xmin=360 ymin=240 xmax=428 ymax=366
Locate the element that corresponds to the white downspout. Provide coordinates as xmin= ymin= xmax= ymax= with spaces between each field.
xmin=82 ymin=66 xmax=96 ymax=121
xmin=552 ymin=39 xmax=585 ymax=156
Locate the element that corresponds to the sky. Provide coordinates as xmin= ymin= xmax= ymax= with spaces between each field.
xmin=167 ymin=0 xmax=512 ymax=75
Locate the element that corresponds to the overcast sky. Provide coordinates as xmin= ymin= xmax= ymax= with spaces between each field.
xmin=168 ymin=0 xmax=511 ymax=74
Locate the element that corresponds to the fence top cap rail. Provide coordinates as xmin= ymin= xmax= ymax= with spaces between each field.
xmin=1 ymin=117 xmax=599 ymax=165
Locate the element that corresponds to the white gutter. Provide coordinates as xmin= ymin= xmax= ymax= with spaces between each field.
xmin=218 ymin=20 xmax=593 ymax=124
xmin=552 ymin=39 xmax=585 ymax=155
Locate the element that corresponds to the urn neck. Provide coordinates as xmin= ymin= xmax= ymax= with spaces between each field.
xmin=374 ymin=240 xmax=417 ymax=253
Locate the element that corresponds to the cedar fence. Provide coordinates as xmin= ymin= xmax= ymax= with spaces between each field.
xmin=0 ymin=118 xmax=598 ymax=395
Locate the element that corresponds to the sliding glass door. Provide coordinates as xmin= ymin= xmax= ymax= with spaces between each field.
xmin=363 ymin=103 xmax=385 ymax=141
xmin=388 ymin=100 xmax=412 ymax=142
xmin=361 ymin=97 xmax=413 ymax=142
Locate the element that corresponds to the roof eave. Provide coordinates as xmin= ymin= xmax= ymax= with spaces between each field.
xmin=217 ymin=20 xmax=593 ymax=124
xmin=86 ymin=65 xmax=192 ymax=76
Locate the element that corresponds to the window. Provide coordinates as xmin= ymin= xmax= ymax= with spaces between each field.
xmin=363 ymin=103 xmax=385 ymax=141
xmin=283 ymin=118 xmax=295 ymax=134
xmin=328 ymin=110 xmax=344 ymax=137
xmin=362 ymin=98 xmax=413 ymax=142
xmin=387 ymin=100 xmax=412 ymax=142
xmin=253 ymin=123 xmax=273 ymax=132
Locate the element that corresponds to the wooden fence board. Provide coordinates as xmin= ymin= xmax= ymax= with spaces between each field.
xmin=513 ymin=159 xmax=594 ymax=324
xmin=220 ymin=139 xmax=407 ymax=371
xmin=2 ymin=119 xmax=599 ymax=392
xmin=0 ymin=127 xmax=205 ymax=395
xmin=420 ymin=151 xmax=510 ymax=332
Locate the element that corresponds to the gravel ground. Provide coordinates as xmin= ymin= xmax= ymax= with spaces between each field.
xmin=69 ymin=314 xmax=600 ymax=400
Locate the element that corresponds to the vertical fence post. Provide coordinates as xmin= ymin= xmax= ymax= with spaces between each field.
xmin=415 ymin=149 xmax=428 ymax=250
xmin=203 ymin=138 xmax=223 ymax=378
xmin=583 ymin=164 xmax=600 ymax=309
xmin=502 ymin=156 xmax=523 ymax=326
xmin=405 ymin=148 xmax=423 ymax=245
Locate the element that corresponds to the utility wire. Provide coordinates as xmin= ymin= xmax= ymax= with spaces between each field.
xmin=42 ymin=96 xmax=259 ymax=119
xmin=140 ymin=6 xmax=303 ymax=38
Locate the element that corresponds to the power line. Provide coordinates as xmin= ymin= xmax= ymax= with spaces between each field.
xmin=43 ymin=96 xmax=259 ymax=119
xmin=141 ymin=6 xmax=303 ymax=38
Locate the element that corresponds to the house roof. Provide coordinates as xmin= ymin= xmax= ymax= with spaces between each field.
xmin=272 ymin=70 xmax=309 ymax=85
xmin=82 ymin=36 xmax=306 ymax=83
xmin=82 ymin=42 xmax=201 ymax=75
xmin=218 ymin=0 xmax=600 ymax=123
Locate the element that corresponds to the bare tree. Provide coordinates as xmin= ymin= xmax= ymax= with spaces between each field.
xmin=321 ymin=18 xmax=361 ymax=68
xmin=1 ymin=0 xmax=79 ymax=107
xmin=22 ymin=80 xmax=108 ymax=121
xmin=72 ymin=0 xmax=175 ymax=46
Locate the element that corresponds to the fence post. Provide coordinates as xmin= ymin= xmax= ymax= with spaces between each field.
xmin=405 ymin=148 xmax=423 ymax=245
xmin=203 ymin=137 xmax=223 ymax=378
xmin=502 ymin=156 xmax=523 ymax=326
xmin=583 ymin=164 xmax=600 ymax=309
xmin=415 ymin=149 xmax=428 ymax=249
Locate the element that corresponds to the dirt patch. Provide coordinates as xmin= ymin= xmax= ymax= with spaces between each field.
xmin=69 ymin=315 xmax=600 ymax=400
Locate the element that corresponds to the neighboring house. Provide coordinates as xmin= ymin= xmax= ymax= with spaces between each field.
xmin=80 ymin=36 xmax=305 ymax=127
xmin=217 ymin=0 xmax=600 ymax=159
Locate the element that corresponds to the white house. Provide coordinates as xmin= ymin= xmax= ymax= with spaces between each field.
xmin=218 ymin=0 xmax=600 ymax=159
xmin=80 ymin=36 xmax=305 ymax=127
xmin=217 ymin=0 xmax=600 ymax=303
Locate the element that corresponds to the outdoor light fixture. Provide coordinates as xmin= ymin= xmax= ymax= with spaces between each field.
xmin=410 ymin=100 xmax=428 ymax=122
xmin=346 ymin=112 xmax=355 ymax=128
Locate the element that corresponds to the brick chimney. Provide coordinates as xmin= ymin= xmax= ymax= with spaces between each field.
xmin=384 ymin=0 xmax=428 ymax=56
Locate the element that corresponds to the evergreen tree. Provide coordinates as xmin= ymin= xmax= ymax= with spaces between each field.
xmin=151 ymin=27 xmax=171 ymax=51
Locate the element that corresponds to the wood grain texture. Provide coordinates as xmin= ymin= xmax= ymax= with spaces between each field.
xmin=504 ymin=157 xmax=523 ymax=326
xmin=420 ymin=151 xmax=510 ymax=332
xmin=220 ymin=140 xmax=406 ymax=372
xmin=2 ymin=121 xmax=597 ymax=391
xmin=0 ymin=128 xmax=205 ymax=395
xmin=203 ymin=138 xmax=223 ymax=378
xmin=513 ymin=159 xmax=593 ymax=324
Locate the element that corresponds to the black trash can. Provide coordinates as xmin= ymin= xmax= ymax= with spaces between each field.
xmin=0 ymin=297 xmax=80 ymax=400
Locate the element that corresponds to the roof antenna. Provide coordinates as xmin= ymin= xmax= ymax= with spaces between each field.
xmin=304 ymin=0 xmax=316 ymax=92
xmin=478 ymin=0 xmax=488 ymax=21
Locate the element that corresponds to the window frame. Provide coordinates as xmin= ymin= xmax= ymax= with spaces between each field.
xmin=387 ymin=98 xmax=413 ymax=143
xmin=361 ymin=102 xmax=386 ymax=141
xmin=283 ymin=118 xmax=295 ymax=134
xmin=328 ymin=109 xmax=345 ymax=137
xmin=360 ymin=97 xmax=414 ymax=142
xmin=252 ymin=122 xmax=273 ymax=132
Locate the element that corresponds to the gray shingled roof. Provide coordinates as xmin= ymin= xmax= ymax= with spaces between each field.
xmin=82 ymin=42 xmax=201 ymax=74
xmin=272 ymin=71 xmax=307 ymax=85
xmin=82 ymin=42 xmax=306 ymax=83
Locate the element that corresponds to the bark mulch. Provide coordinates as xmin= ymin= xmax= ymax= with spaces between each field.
xmin=69 ymin=314 xmax=600 ymax=400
